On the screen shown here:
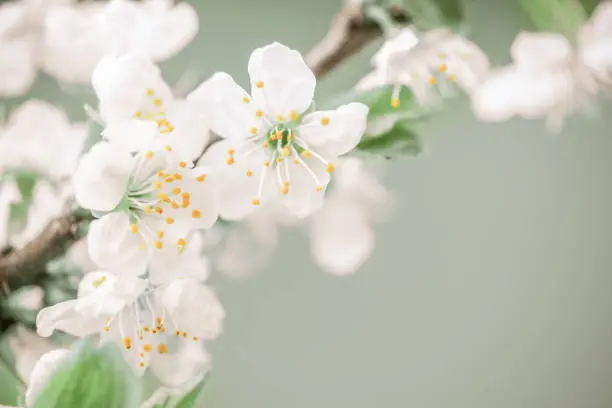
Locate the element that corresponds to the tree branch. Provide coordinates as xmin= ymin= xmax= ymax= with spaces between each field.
xmin=305 ymin=4 xmax=409 ymax=78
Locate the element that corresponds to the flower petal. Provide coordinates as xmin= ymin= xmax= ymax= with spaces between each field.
xmin=25 ymin=349 xmax=72 ymax=408
xmin=470 ymin=67 xmax=527 ymax=122
xmin=36 ymin=300 xmax=106 ymax=337
xmin=187 ymin=72 xmax=260 ymax=140
xmin=0 ymin=37 xmax=37 ymax=98
xmin=155 ymin=100 xmax=211 ymax=161
xmin=161 ymin=279 xmax=225 ymax=340
xmin=198 ymin=139 xmax=271 ymax=220
xmin=92 ymin=53 xmax=173 ymax=123
xmin=511 ymin=32 xmax=573 ymax=71
xmin=148 ymin=232 xmax=210 ymax=285
xmin=248 ymin=42 xmax=316 ymax=117
xmin=150 ymin=342 xmax=210 ymax=389
xmin=75 ymin=271 xmax=147 ymax=316
xmin=102 ymin=119 xmax=158 ymax=153
xmin=298 ymin=102 xmax=369 ymax=156
xmin=73 ymin=141 xmax=134 ymax=212
xmin=283 ymin=156 xmax=330 ymax=218
xmin=310 ymin=197 xmax=374 ymax=275
xmin=88 ymin=212 xmax=150 ymax=275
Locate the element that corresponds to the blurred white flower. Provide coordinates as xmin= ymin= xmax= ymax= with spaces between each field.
xmin=92 ymin=52 xmax=210 ymax=162
xmin=9 ymin=286 xmax=44 ymax=311
xmin=357 ymin=28 xmax=490 ymax=107
xmin=73 ymin=141 xmax=218 ymax=275
xmin=24 ymin=348 xmax=71 ymax=408
xmin=42 ymin=0 xmax=198 ymax=84
xmin=9 ymin=325 xmax=58 ymax=385
xmin=310 ymin=157 xmax=391 ymax=275
xmin=471 ymin=2 xmax=612 ymax=130
xmin=36 ymin=270 xmax=223 ymax=386
xmin=191 ymin=42 xmax=369 ymax=220
xmin=0 ymin=100 xmax=87 ymax=180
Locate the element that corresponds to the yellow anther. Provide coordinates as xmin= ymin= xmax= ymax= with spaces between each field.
xmin=172 ymin=187 xmax=181 ymax=195
xmin=154 ymin=207 xmax=163 ymax=215
xmin=391 ymin=98 xmax=400 ymax=108
xmin=182 ymin=331 xmax=188 ymax=338
xmin=439 ymin=63 xmax=448 ymax=73
xmin=146 ymin=88 xmax=154 ymax=96
xmin=276 ymin=156 xmax=282 ymax=164
xmin=281 ymin=184 xmax=289 ymax=195
xmin=153 ymin=180 xmax=163 ymax=190
xmin=104 ymin=326 xmax=110 ymax=332
xmin=145 ymin=205 xmax=153 ymax=214
xmin=255 ymin=81 xmax=264 ymax=88
xmin=181 ymin=192 xmax=191 ymax=199
xmin=246 ymin=169 xmax=253 ymax=177
xmin=263 ymin=142 xmax=269 ymax=148
xmin=165 ymin=176 xmax=174 ymax=183
xmin=157 ymin=231 xmax=164 ymax=239
xmin=275 ymin=130 xmax=283 ymax=140
xmin=122 ymin=337 xmax=132 ymax=350
xmin=429 ymin=77 xmax=437 ymax=85
xmin=173 ymin=173 xmax=183 ymax=180
xmin=320 ymin=116 xmax=330 ymax=126
xmin=179 ymin=161 xmax=187 ymax=168
xmin=192 ymin=209 xmax=201 ymax=219
xmin=165 ymin=217 xmax=174 ymax=224
xmin=227 ymin=148 xmax=235 ymax=155
xmin=264 ymin=161 xmax=270 ymax=167
xmin=301 ymin=150 xmax=312 ymax=158
xmin=226 ymin=157 xmax=235 ymax=165
xmin=144 ymin=327 xmax=150 ymax=332
xmin=92 ymin=276 xmax=106 ymax=288
xmin=316 ymin=186 xmax=323 ymax=192
xmin=256 ymin=110 xmax=264 ymax=118
xmin=282 ymin=147 xmax=290 ymax=157
xmin=152 ymin=328 xmax=158 ymax=334
xmin=294 ymin=159 xmax=299 ymax=164
xmin=165 ymin=145 xmax=172 ymax=152
xmin=242 ymin=96 xmax=250 ymax=103
xmin=196 ymin=174 xmax=207 ymax=182
xmin=158 ymin=193 xmax=170 ymax=201
xmin=448 ymin=74 xmax=456 ymax=81
xmin=153 ymin=98 xmax=162 ymax=106
xmin=193 ymin=336 xmax=199 ymax=341
xmin=145 ymin=151 xmax=154 ymax=159
xmin=326 ymin=163 xmax=335 ymax=173
xmin=252 ymin=198 xmax=260 ymax=206
xmin=290 ymin=111 xmax=298 ymax=120
xmin=250 ymin=127 xmax=258 ymax=135
xmin=134 ymin=111 xmax=142 ymax=118
xmin=143 ymin=344 xmax=153 ymax=352
xmin=277 ymin=114 xmax=284 ymax=121
xmin=175 ymin=330 xmax=180 ymax=336
xmin=130 ymin=224 xmax=139 ymax=234
xmin=181 ymin=199 xmax=190 ymax=208
xmin=157 ymin=170 xmax=165 ymax=177
xmin=177 ymin=238 xmax=186 ymax=253
xmin=154 ymin=241 xmax=163 ymax=249
xmin=157 ymin=344 xmax=167 ymax=354
xmin=170 ymin=200 xmax=180 ymax=209
xmin=139 ymin=362 xmax=145 ymax=368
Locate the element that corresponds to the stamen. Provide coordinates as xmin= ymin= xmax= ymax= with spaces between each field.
xmin=429 ymin=77 xmax=437 ymax=85
xmin=192 ymin=210 xmax=201 ymax=219
xmin=157 ymin=343 xmax=167 ymax=354
xmin=290 ymin=111 xmax=298 ymax=120
xmin=145 ymin=151 xmax=154 ymax=159
xmin=256 ymin=110 xmax=264 ymax=118
xmin=242 ymin=96 xmax=250 ymax=103
xmin=165 ymin=217 xmax=174 ymax=224
xmin=196 ymin=173 xmax=207 ymax=182
xmin=439 ymin=63 xmax=447 ymax=73
xmin=391 ymin=85 xmax=401 ymax=108
xmin=320 ymin=116 xmax=330 ymax=126
xmin=255 ymin=81 xmax=264 ymax=88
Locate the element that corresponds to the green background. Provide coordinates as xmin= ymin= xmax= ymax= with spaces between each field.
xmin=3 ymin=0 xmax=612 ymax=407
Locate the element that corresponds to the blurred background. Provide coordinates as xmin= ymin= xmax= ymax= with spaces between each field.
xmin=2 ymin=0 xmax=612 ymax=407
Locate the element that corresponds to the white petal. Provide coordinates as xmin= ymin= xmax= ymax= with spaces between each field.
xmin=75 ymin=271 xmax=147 ymax=316
xmin=355 ymin=69 xmax=387 ymax=90
xmin=187 ymin=72 xmax=260 ymax=141
xmin=299 ymin=102 xmax=368 ymax=157
xmin=197 ymin=139 xmax=270 ymax=220
xmin=9 ymin=325 xmax=57 ymax=385
xmin=92 ymin=52 xmax=173 ymax=123
xmin=148 ymin=232 xmax=210 ymax=285
xmin=155 ymin=100 xmax=211 ymax=161
xmin=87 ymin=212 xmax=149 ymax=275
xmin=73 ymin=142 xmax=134 ymax=212
xmin=283 ymin=156 xmax=330 ymax=218
xmin=162 ymin=280 xmax=225 ymax=340
xmin=0 ymin=37 xmax=37 ymax=98
xmin=36 ymin=300 xmax=106 ymax=338
xmin=102 ymin=119 xmax=158 ymax=153
xmin=470 ymin=67 xmax=527 ymax=122
xmin=150 ymin=342 xmax=210 ymax=389
xmin=247 ymin=42 xmax=316 ymax=116
xmin=25 ymin=349 xmax=72 ymax=408
xmin=310 ymin=197 xmax=374 ymax=275
xmin=511 ymin=32 xmax=573 ymax=71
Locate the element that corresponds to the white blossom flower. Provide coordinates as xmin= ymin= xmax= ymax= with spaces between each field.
xmin=357 ymin=28 xmax=490 ymax=108
xmin=73 ymin=141 xmax=218 ymax=275
xmin=310 ymin=158 xmax=391 ymax=275
xmin=42 ymin=0 xmax=198 ymax=84
xmin=0 ymin=100 xmax=87 ymax=180
xmin=24 ymin=348 xmax=72 ymax=408
xmin=190 ymin=42 xmax=369 ymax=220
xmin=9 ymin=286 xmax=44 ymax=311
xmin=471 ymin=2 xmax=612 ymax=130
xmin=37 ymin=271 xmax=224 ymax=385
xmin=92 ymin=52 xmax=210 ymax=161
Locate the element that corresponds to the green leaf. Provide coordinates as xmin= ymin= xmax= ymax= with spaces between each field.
xmin=517 ymin=0 xmax=588 ymax=39
xmin=4 ymin=170 xmax=38 ymax=228
xmin=401 ymin=0 xmax=463 ymax=29
xmin=35 ymin=342 xmax=141 ymax=408
xmin=356 ymin=119 xmax=421 ymax=158
xmin=172 ymin=376 xmax=208 ymax=408
xmin=579 ymin=0 xmax=601 ymax=15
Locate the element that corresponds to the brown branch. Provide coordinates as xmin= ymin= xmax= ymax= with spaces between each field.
xmin=306 ymin=4 xmax=409 ymax=79
xmin=0 ymin=210 xmax=91 ymax=291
